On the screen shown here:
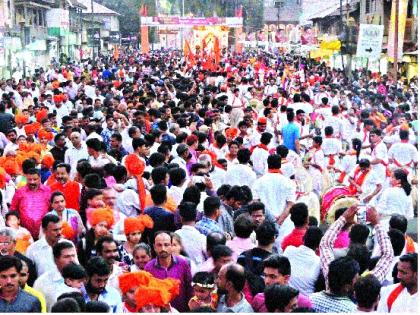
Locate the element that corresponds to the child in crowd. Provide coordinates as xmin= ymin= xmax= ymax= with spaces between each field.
xmin=62 ymin=262 xmax=87 ymax=291
xmin=5 ymin=211 xmax=33 ymax=254
xmin=188 ymin=272 xmax=217 ymax=311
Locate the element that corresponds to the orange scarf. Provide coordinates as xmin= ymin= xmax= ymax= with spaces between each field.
xmin=251 ymin=143 xmax=269 ymax=153
xmin=387 ymin=284 xmax=404 ymax=312
xmin=349 ymin=167 xmax=370 ymax=195
xmin=405 ymin=235 xmax=416 ymax=253
xmin=268 ymin=169 xmax=282 ymax=174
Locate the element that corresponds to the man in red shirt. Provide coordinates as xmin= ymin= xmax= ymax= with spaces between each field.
xmin=281 ymin=203 xmax=309 ymax=251
xmin=49 ymin=163 xmax=81 ymax=211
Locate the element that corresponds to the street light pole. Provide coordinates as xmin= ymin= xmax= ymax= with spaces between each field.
xmin=393 ymin=0 xmax=399 ymax=81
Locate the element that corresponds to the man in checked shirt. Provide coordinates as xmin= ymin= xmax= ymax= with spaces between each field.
xmin=310 ymin=205 xmax=393 ymax=313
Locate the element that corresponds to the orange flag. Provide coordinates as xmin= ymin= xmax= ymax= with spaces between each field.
xmin=214 ymin=36 xmax=221 ymax=66
xmin=183 ymin=41 xmax=195 ymax=65
xmin=113 ymin=46 xmax=120 ymax=60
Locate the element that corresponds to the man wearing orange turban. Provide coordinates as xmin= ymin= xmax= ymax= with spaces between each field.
xmin=134 ymin=276 xmax=180 ymax=312
xmin=118 ymin=271 xmax=153 ymax=312
xmin=124 ymin=153 xmax=146 ymax=211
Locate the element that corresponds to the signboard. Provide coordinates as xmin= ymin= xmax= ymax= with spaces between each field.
xmin=356 ymin=24 xmax=384 ymax=59
xmin=140 ymin=16 xmax=243 ymax=27
xmin=109 ymin=31 xmax=120 ymax=44
xmin=46 ymin=9 xmax=70 ymax=28
xmin=87 ymin=28 xmax=100 ymax=46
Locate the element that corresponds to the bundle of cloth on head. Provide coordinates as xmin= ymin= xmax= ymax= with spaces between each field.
xmin=118 ymin=271 xmax=180 ymax=311
xmin=24 ymin=122 xmax=41 ymax=136
xmin=38 ymin=129 xmax=54 ymax=142
xmin=36 ymin=108 xmax=49 ymax=123
xmin=0 ymin=157 xmax=20 ymax=176
xmin=124 ymin=153 xmax=146 ymax=211
xmin=124 ymin=215 xmax=154 ymax=235
xmin=15 ymin=114 xmax=29 ymax=125
xmin=87 ymin=207 xmax=115 ymax=229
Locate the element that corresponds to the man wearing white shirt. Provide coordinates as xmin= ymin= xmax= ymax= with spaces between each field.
xmin=284 ymin=226 xmax=323 ymax=296
xmin=64 ymin=131 xmax=89 ymax=178
xmin=175 ymin=201 xmax=207 ymax=271
xmin=26 ymin=214 xmax=62 ymax=277
xmin=377 ymin=253 xmax=418 ymax=313
xmin=224 ymin=148 xmax=256 ymax=188
xmin=252 ymin=154 xmax=296 ymax=244
xmin=388 ymin=129 xmax=418 ymax=174
xmin=168 ymin=167 xmax=187 ymax=206
xmin=33 ymin=241 xmax=78 ymax=311
xmin=369 ymin=128 xmax=389 ymax=183
xmin=250 ymin=132 xmax=272 ymax=177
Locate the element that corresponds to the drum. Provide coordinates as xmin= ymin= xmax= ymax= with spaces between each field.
xmin=325 ymin=196 xmax=359 ymax=224
xmin=297 ymin=191 xmax=320 ymax=223
xmin=321 ymin=185 xmax=355 ymax=223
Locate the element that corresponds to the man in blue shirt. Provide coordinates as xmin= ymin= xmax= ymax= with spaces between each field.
xmin=196 ymin=196 xmax=223 ymax=236
xmin=0 ymin=256 xmax=41 ymax=312
xmin=282 ymin=110 xmax=301 ymax=153
xmin=82 ymin=257 xmax=122 ymax=313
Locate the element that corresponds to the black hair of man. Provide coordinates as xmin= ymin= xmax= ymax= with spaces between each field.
xmin=248 ymin=201 xmax=265 ymax=215
xmin=150 ymin=184 xmax=167 ymax=205
xmin=388 ymin=228 xmax=406 ymax=256
xmin=346 ymin=243 xmax=370 ymax=274
xmin=132 ymin=137 xmax=147 ymax=151
xmin=85 ymin=301 xmax=110 ymax=312
xmin=51 ymin=298 xmax=81 ymax=313
xmin=290 ymin=203 xmax=309 ymax=228
xmin=354 ymin=275 xmax=381 ymax=309
xmin=149 ymin=152 xmax=166 ymax=168
xmin=287 ymin=111 xmax=295 ymax=122
xmin=328 ymin=256 xmax=360 ymax=295
xmin=169 ymin=167 xmax=186 ymax=186
xmin=233 ymin=214 xmax=254 ymax=238
xmin=206 ymin=232 xmax=226 ymax=254
xmin=263 ymin=254 xmax=291 ymax=276
xmin=256 ymin=220 xmax=277 ymax=247
xmin=349 ymin=224 xmax=370 ymax=244
xmin=178 ymin=201 xmax=197 ymax=223
xmin=0 ymin=255 xmax=22 ymax=273
xmin=62 ymin=263 xmax=87 ymax=280
xmin=260 ymin=132 xmax=273 ymax=145
xmin=85 ymin=256 xmax=110 ymax=277
xmin=276 ymin=145 xmax=289 ymax=158
xmin=324 ymin=126 xmax=334 ymax=136
xmin=267 ymin=154 xmax=281 ymax=169
xmin=303 ymin=227 xmax=323 ymax=251
xmin=95 ymin=235 xmax=117 ymax=256
xmin=203 ymin=196 xmax=221 ymax=217
xmin=399 ymin=253 xmax=417 ymax=272
xmin=52 ymin=241 xmax=74 ymax=259
xmin=264 ymin=284 xmax=299 ymax=312
xmin=211 ymin=245 xmax=233 ymax=261
xmin=42 ymin=213 xmax=60 ymax=230
xmin=237 ymin=148 xmax=251 ymax=164
xmin=56 ymin=292 xmax=86 ymax=312
xmin=151 ymin=166 xmax=168 ymax=184
xmin=86 ymin=138 xmax=102 ymax=151
xmin=389 ymin=214 xmax=408 ymax=234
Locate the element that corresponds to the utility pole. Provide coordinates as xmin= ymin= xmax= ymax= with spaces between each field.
xmin=91 ymin=0 xmax=95 ymax=60
xmin=339 ymin=0 xmax=345 ymax=72
xmin=393 ymin=0 xmax=399 ymax=81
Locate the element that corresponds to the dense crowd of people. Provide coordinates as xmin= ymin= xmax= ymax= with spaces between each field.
xmin=0 ymin=47 xmax=418 ymax=313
